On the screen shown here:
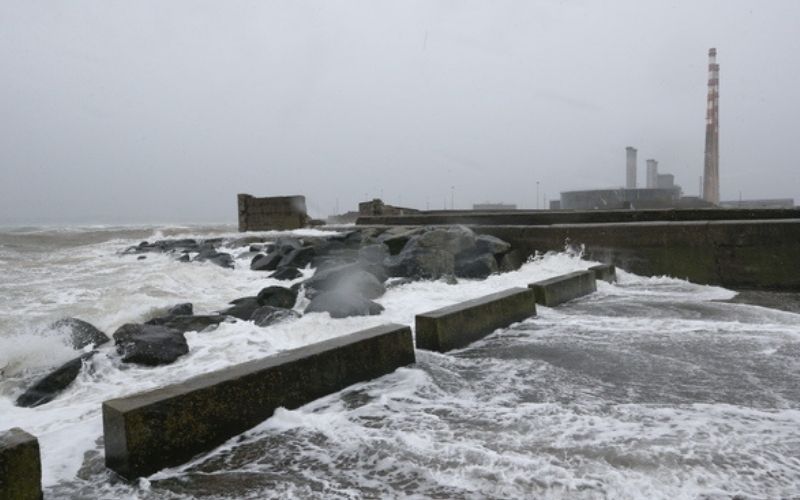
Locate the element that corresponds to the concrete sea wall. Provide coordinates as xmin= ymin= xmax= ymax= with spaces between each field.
xmin=103 ymin=323 xmax=415 ymax=479
xmin=529 ymin=270 xmax=597 ymax=307
xmin=415 ymin=288 xmax=537 ymax=352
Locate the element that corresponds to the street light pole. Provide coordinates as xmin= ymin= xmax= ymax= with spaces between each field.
xmin=536 ymin=181 xmax=540 ymax=209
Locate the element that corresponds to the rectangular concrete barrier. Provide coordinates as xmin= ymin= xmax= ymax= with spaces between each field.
xmin=588 ymin=264 xmax=616 ymax=283
xmin=0 ymin=427 xmax=42 ymax=500
xmin=103 ymin=323 xmax=415 ymax=479
xmin=416 ymin=288 xmax=537 ymax=352
xmin=528 ymin=270 xmax=597 ymax=307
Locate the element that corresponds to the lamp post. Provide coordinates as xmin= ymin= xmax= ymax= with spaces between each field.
xmin=536 ymin=181 xmax=540 ymax=209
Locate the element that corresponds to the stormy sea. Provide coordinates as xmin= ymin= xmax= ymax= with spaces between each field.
xmin=1 ymin=224 xmax=799 ymax=499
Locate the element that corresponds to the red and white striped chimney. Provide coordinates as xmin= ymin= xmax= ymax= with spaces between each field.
xmin=703 ymin=48 xmax=720 ymax=204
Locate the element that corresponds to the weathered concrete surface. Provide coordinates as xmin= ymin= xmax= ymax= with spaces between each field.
xmin=472 ymin=220 xmax=800 ymax=290
xmin=0 ymin=428 xmax=42 ymax=500
xmin=356 ymin=208 xmax=800 ymax=226
xmin=103 ymin=324 xmax=415 ymax=479
xmin=588 ymin=264 xmax=617 ymax=283
xmin=416 ymin=288 xmax=536 ymax=352
xmin=529 ymin=271 xmax=597 ymax=307
xmin=238 ymin=194 xmax=308 ymax=231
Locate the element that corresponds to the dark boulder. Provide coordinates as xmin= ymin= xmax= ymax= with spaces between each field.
xmin=455 ymin=252 xmax=499 ymax=279
xmin=384 ymin=247 xmax=455 ymax=279
xmin=278 ymin=246 xmax=315 ymax=269
xmin=269 ymin=266 xmax=303 ymax=281
xmin=168 ymin=303 xmax=193 ymax=316
xmin=413 ymin=226 xmax=476 ymax=255
xmin=250 ymin=252 xmax=282 ymax=271
xmin=378 ymin=228 xmax=423 ymax=255
xmin=251 ymin=306 xmax=301 ymax=327
xmin=256 ymin=286 xmax=298 ymax=309
xmin=193 ymin=246 xmax=234 ymax=269
xmin=311 ymin=248 xmax=360 ymax=269
xmin=176 ymin=254 xmax=191 ymax=263
xmin=475 ymin=234 xmax=512 ymax=256
xmin=113 ymin=324 xmax=189 ymax=366
xmin=273 ymin=237 xmax=302 ymax=254
xmin=499 ymin=249 xmax=526 ymax=272
xmin=126 ymin=238 xmax=200 ymax=254
xmin=15 ymin=353 xmax=93 ymax=408
xmin=137 ymin=255 xmax=147 ymax=260
xmin=358 ymin=243 xmax=389 ymax=264
xmin=51 ymin=318 xmax=109 ymax=349
xmin=340 ymin=270 xmax=386 ymax=299
xmin=145 ymin=303 xmax=193 ymax=326
xmin=150 ymin=315 xmax=227 ymax=333
xmin=303 ymin=263 xmax=388 ymax=298
xmin=210 ymin=253 xmax=235 ymax=269
xmin=304 ymin=291 xmax=384 ymax=318
xmin=219 ymin=297 xmax=260 ymax=320
xmin=236 ymin=250 xmax=260 ymax=261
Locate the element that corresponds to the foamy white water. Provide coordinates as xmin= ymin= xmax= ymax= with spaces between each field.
xmin=1 ymin=225 xmax=799 ymax=499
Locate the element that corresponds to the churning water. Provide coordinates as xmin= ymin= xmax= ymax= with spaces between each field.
xmin=1 ymin=225 xmax=799 ymax=499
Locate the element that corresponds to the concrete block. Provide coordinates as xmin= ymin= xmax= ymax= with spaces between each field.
xmin=528 ymin=270 xmax=597 ymax=307
xmin=415 ymin=288 xmax=536 ymax=352
xmin=0 ymin=428 xmax=42 ymax=500
xmin=103 ymin=323 xmax=415 ymax=479
xmin=588 ymin=264 xmax=616 ymax=283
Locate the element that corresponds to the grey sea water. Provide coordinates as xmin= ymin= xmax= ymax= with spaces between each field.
xmin=2 ymin=226 xmax=799 ymax=499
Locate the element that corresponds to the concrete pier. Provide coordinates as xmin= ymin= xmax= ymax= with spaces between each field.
xmin=103 ymin=323 xmax=415 ymax=479
xmin=0 ymin=428 xmax=42 ymax=500
xmin=474 ymin=220 xmax=800 ymax=290
xmin=529 ymin=271 xmax=597 ymax=307
xmin=415 ymin=288 xmax=536 ymax=352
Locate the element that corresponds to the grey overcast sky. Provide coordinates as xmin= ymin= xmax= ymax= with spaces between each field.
xmin=1 ymin=1 xmax=799 ymax=224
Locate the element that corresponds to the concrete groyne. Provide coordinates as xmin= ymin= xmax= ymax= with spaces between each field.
xmin=588 ymin=264 xmax=616 ymax=283
xmin=0 ymin=427 xmax=42 ymax=500
xmin=416 ymin=288 xmax=537 ymax=352
xmin=529 ymin=270 xmax=597 ymax=307
xmin=103 ymin=323 xmax=415 ymax=479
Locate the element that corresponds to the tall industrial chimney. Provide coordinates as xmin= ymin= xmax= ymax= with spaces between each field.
xmin=646 ymin=159 xmax=658 ymax=188
xmin=703 ymin=48 xmax=720 ymax=204
xmin=626 ymin=147 xmax=637 ymax=189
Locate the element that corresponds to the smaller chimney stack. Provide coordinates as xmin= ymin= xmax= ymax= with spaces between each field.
xmin=646 ymin=159 xmax=659 ymax=188
xmin=625 ymin=147 xmax=637 ymax=189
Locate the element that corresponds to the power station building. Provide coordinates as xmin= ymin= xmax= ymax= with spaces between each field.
xmin=558 ymin=145 xmax=703 ymax=210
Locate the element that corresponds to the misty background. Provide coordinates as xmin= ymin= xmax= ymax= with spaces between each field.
xmin=1 ymin=0 xmax=799 ymax=224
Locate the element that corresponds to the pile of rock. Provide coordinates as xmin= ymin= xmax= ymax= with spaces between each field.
xmin=17 ymin=226 xmax=517 ymax=408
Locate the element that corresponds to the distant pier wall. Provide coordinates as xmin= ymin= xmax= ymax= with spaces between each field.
xmin=352 ymin=210 xmax=800 ymax=290
xmin=103 ymin=323 xmax=415 ymax=479
xmin=238 ymin=194 xmax=308 ymax=232
xmin=356 ymin=208 xmax=800 ymax=226
xmin=474 ymin=220 xmax=800 ymax=290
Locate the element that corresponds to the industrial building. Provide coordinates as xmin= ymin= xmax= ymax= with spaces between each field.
xmin=558 ymin=144 xmax=705 ymax=210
